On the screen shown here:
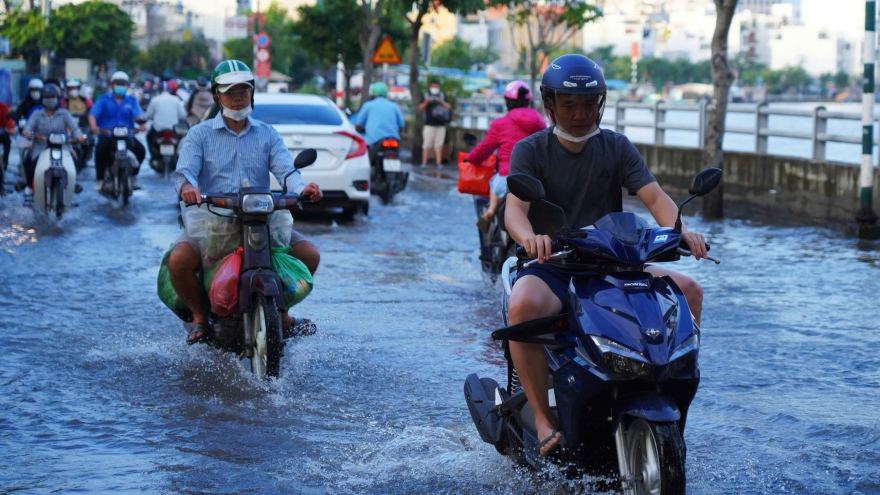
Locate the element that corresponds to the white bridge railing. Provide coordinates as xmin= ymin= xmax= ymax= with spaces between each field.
xmin=454 ymin=96 xmax=880 ymax=164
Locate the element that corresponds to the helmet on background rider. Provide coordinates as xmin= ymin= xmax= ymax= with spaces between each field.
xmin=40 ymin=84 xmax=61 ymax=110
xmin=195 ymin=76 xmax=210 ymax=91
xmin=66 ymin=78 xmax=82 ymax=89
xmin=28 ymin=78 xmax=44 ymax=100
xmin=539 ymin=54 xmax=607 ymax=126
xmin=369 ymin=82 xmax=388 ymax=98
xmin=211 ymin=59 xmax=255 ymax=107
xmin=110 ymin=71 xmax=130 ymax=97
xmin=167 ymin=80 xmax=178 ymax=95
xmin=503 ymin=80 xmax=532 ymax=110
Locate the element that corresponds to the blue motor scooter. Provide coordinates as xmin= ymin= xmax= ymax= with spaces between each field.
xmin=464 ymin=168 xmax=722 ymax=494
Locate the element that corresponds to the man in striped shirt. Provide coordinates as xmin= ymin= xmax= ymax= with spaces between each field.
xmin=169 ymin=60 xmax=323 ymax=345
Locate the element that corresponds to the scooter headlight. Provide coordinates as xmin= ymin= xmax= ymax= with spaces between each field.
xmin=669 ymin=332 xmax=699 ymax=363
xmin=590 ymin=336 xmax=655 ymax=377
xmin=51 ymin=149 xmax=62 ymax=160
xmin=241 ymin=193 xmax=274 ymax=213
xmin=112 ymin=127 xmax=129 ymax=138
xmin=48 ymin=133 xmax=66 ymax=145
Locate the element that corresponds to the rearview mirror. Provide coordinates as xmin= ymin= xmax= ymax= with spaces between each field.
xmin=294 ymin=148 xmax=317 ymax=169
xmin=689 ymin=167 xmax=722 ymax=196
xmin=507 ymin=174 xmax=545 ymax=203
xmin=463 ymin=133 xmax=478 ymax=147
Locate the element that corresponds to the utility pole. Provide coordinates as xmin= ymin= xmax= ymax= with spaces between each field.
xmin=858 ymin=0 xmax=880 ymax=239
xmin=39 ymin=0 xmax=50 ymax=79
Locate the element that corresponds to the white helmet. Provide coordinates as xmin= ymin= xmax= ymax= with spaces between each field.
xmin=28 ymin=79 xmax=44 ymax=90
xmin=110 ymin=71 xmax=130 ymax=84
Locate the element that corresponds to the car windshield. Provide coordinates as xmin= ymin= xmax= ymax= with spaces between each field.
xmin=252 ymin=103 xmax=343 ymax=126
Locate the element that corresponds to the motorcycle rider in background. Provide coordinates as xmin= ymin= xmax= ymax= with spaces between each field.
xmin=16 ymin=84 xmax=83 ymax=197
xmin=145 ymin=81 xmax=187 ymax=161
xmin=504 ymin=54 xmax=708 ymax=457
xmin=0 ymin=99 xmax=13 ymax=169
xmin=14 ymin=79 xmax=44 ymax=124
xmin=138 ymin=79 xmax=154 ymax=111
xmin=185 ymin=76 xmax=214 ymax=125
xmin=464 ymin=80 xmax=546 ymax=232
xmin=88 ymin=71 xmax=147 ymax=191
xmin=350 ymin=82 xmax=405 ymax=164
xmin=63 ymin=78 xmax=94 ymax=165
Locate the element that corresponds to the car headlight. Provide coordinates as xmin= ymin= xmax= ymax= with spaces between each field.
xmin=241 ymin=193 xmax=274 ymax=213
xmin=49 ymin=133 xmax=66 ymax=145
xmin=669 ymin=332 xmax=699 ymax=363
xmin=112 ymin=127 xmax=129 ymax=138
xmin=590 ymin=336 xmax=655 ymax=377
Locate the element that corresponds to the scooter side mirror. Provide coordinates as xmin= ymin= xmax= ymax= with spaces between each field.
xmin=463 ymin=133 xmax=478 ymax=147
xmin=507 ymin=173 xmax=545 ymax=203
xmin=294 ymin=148 xmax=317 ymax=169
xmin=173 ymin=122 xmax=190 ymax=136
xmin=688 ymin=167 xmax=722 ymax=197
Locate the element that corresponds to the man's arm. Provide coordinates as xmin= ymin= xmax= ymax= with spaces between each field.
xmin=177 ymin=100 xmax=187 ymax=121
xmin=636 ymin=182 xmax=707 ymax=260
xmin=172 ymin=127 xmax=203 ymax=199
xmin=143 ymin=99 xmax=156 ymax=121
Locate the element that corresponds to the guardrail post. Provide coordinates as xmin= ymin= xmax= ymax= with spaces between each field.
xmin=698 ymin=100 xmax=708 ymax=148
xmin=756 ymin=101 xmax=769 ymax=154
xmin=654 ymin=101 xmax=665 ymax=146
xmin=615 ymin=99 xmax=625 ymax=134
xmin=813 ymin=106 xmax=827 ymax=161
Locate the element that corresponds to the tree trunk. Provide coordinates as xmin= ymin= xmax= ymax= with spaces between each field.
xmin=358 ymin=3 xmax=383 ymax=110
xmin=344 ymin=68 xmax=352 ymax=110
xmin=408 ymin=15 xmax=425 ymax=162
xmin=702 ymin=0 xmax=738 ymax=219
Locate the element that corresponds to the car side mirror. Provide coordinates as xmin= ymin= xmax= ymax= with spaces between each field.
xmin=507 ymin=173 xmax=546 ymax=203
xmin=688 ymin=167 xmax=722 ymax=197
xmin=294 ymin=148 xmax=317 ymax=169
xmin=463 ymin=133 xmax=478 ymax=146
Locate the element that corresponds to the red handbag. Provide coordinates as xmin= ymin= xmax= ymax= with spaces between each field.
xmin=457 ymin=152 xmax=497 ymax=197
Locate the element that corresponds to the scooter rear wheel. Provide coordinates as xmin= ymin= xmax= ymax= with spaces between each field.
xmin=622 ymin=419 xmax=685 ymax=495
xmin=119 ymin=165 xmax=130 ymax=207
xmin=52 ymin=179 xmax=64 ymax=219
xmin=249 ymin=294 xmax=282 ymax=380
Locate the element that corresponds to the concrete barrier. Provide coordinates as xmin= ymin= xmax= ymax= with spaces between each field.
xmin=403 ymin=126 xmax=879 ymax=230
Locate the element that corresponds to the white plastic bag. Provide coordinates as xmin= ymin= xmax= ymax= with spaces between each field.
xmin=180 ymin=202 xmax=294 ymax=268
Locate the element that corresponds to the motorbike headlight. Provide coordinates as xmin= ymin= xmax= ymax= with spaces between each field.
xmin=241 ymin=193 xmax=274 ymax=213
xmin=590 ymin=336 xmax=655 ymax=377
xmin=48 ymin=134 xmax=66 ymax=145
xmin=51 ymin=149 xmax=62 ymax=160
xmin=669 ymin=332 xmax=699 ymax=363
xmin=112 ymin=127 xmax=129 ymax=138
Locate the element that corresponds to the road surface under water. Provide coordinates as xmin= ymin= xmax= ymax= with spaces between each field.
xmin=1 ymin=159 xmax=879 ymax=494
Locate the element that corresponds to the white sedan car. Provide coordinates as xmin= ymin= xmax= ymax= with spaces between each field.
xmin=253 ymin=93 xmax=370 ymax=218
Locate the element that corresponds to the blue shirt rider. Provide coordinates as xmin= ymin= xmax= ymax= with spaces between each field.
xmin=350 ymin=82 xmax=405 ymax=147
xmin=88 ymin=71 xmax=147 ymax=190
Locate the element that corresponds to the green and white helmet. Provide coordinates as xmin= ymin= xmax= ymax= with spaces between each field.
xmin=211 ymin=59 xmax=255 ymax=94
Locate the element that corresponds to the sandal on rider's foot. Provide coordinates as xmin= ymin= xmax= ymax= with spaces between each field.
xmin=186 ymin=322 xmax=213 ymax=345
xmin=538 ymin=428 xmax=563 ymax=457
xmin=476 ymin=215 xmax=492 ymax=233
xmin=283 ymin=318 xmax=317 ymax=339
xmin=74 ymin=184 xmax=83 ymax=194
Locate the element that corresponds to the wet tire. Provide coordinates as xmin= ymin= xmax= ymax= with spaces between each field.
xmin=119 ymin=164 xmax=130 ymax=207
xmin=52 ymin=179 xmax=63 ymax=219
xmin=249 ymin=294 xmax=282 ymax=380
xmin=622 ymin=419 xmax=686 ymax=495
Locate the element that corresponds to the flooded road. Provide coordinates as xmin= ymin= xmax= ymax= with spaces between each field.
xmin=1 ymin=158 xmax=879 ymax=494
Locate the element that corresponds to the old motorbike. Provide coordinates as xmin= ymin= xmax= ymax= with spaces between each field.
xmin=464 ymin=168 xmax=722 ymax=494
xmin=369 ymin=137 xmax=407 ymax=205
xmin=149 ymin=122 xmax=190 ymax=179
xmin=30 ymin=133 xmax=79 ymax=219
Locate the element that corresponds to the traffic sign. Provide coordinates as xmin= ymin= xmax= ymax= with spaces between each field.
xmin=256 ymin=61 xmax=271 ymax=79
xmin=255 ymin=48 xmax=270 ymax=63
xmin=255 ymin=31 xmax=271 ymax=48
xmin=371 ymin=35 xmax=402 ymax=65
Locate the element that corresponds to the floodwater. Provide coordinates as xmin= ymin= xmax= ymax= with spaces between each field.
xmin=1 ymin=154 xmax=879 ymax=494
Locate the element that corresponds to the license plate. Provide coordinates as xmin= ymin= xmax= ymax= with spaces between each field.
xmin=383 ymin=158 xmax=402 ymax=172
xmin=160 ymin=145 xmax=175 ymax=155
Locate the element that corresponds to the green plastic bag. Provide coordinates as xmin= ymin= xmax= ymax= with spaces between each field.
xmin=157 ymin=244 xmax=215 ymax=322
xmin=271 ymin=247 xmax=313 ymax=309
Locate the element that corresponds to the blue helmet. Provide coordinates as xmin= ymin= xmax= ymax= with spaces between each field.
xmin=540 ymin=54 xmax=607 ymax=125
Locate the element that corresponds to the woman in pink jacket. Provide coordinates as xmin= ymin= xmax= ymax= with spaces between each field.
xmin=466 ymin=80 xmax=547 ymax=231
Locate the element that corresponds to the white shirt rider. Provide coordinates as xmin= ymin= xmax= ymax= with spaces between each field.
xmin=145 ymin=91 xmax=186 ymax=131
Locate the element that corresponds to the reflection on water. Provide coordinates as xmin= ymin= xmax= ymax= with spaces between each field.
xmin=0 ymin=224 xmax=37 ymax=253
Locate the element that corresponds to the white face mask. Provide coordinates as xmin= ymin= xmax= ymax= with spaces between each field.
xmin=30 ymin=91 xmax=41 ymax=100
xmin=429 ymin=87 xmax=440 ymax=95
xmin=553 ymin=123 xmax=600 ymax=143
xmin=69 ymin=90 xmax=80 ymax=98
xmin=221 ymin=104 xmax=253 ymax=122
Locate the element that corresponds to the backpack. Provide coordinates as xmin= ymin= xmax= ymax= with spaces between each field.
xmin=431 ymin=103 xmax=451 ymax=123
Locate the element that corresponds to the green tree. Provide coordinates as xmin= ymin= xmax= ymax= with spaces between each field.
xmin=139 ymin=39 xmax=212 ymax=78
xmin=508 ymin=0 xmax=602 ymax=87
xmin=49 ymin=2 xmax=138 ymax=66
xmin=0 ymin=8 xmax=45 ymax=72
xmin=431 ymin=35 xmax=498 ymax=70
xmin=222 ymin=2 xmax=304 ymax=83
xmin=833 ymin=70 xmax=850 ymax=90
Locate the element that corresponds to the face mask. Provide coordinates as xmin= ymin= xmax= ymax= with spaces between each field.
xmin=42 ymin=98 xmax=59 ymax=110
xmin=113 ymin=86 xmax=127 ymax=96
xmin=553 ymin=123 xmax=600 ymax=143
xmin=221 ymin=104 xmax=253 ymax=122
xmin=30 ymin=91 xmax=41 ymax=100
xmin=69 ymin=90 xmax=80 ymax=98
xmin=429 ymin=87 xmax=440 ymax=95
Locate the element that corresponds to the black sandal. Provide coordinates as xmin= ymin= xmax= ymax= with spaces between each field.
xmin=186 ymin=322 xmax=213 ymax=345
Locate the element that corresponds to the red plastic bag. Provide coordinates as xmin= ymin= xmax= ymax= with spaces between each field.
xmin=209 ymin=247 xmax=243 ymax=317
xmin=457 ymin=152 xmax=496 ymax=197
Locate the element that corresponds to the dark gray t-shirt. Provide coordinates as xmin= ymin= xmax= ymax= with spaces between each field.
xmin=509 ymin=127 xmax=656 ymax=237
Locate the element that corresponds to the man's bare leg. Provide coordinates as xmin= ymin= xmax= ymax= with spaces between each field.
xmin=507 ymin=275 xmax=564 ymax=455
xmin=169 ymin=243 xmax=210 ymax=340
xmin=281 ymin=241 xmax=320 ymax=329
xmin=645 ymin=266 xmax=703 ymax=324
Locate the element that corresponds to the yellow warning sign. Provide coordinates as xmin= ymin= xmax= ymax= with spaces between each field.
xmin=371 ymin=35 xmax=402 ymax=65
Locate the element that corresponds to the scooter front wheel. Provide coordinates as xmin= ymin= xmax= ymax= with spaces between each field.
xmin=622 ymin=419 xmax=685 ymax=495
xmin=249 ymin=294 xmax=282 ymax=380
xmin=52 ymin=179 xmax=64 ymax=219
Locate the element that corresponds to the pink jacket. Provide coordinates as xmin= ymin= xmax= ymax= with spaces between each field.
xmin=465 ymin=107 xmax=547 ymax=176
